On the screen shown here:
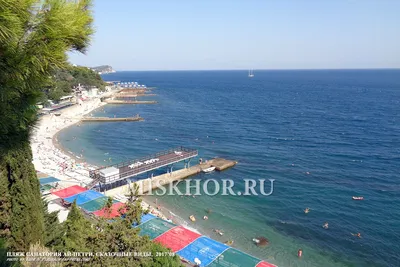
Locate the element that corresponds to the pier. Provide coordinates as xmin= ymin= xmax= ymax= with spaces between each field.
xmin=104 ymin=157 xmax=237 ymax=196
xmin=113 ymin=93 xmax=157 ymax=98
xmin=88 ymin=147 xmax=199 ymax=189
xmin=104 ymin=99 xmax=157 ymax=104
xmin=118 ymin=88 xmax=152 ymax=94
xmin=81 ymin=116 xmax=144 ymax=122
xmin=87 ymin=147 xmax=237 ymax=192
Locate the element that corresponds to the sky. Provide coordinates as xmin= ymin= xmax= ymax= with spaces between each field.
xmin=68 ymin=0 xmax=400 ymax=71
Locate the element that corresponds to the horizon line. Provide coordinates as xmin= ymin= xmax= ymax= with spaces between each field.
xmin=110 ymin=67 xmax=400 ymax=72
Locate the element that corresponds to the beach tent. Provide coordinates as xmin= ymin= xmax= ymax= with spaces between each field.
xmin=176 ymin=236 xmax=229 ymax=267
xmin=93 ymin=202 xmax=127 ymax=218
xmin=127 ymin=214 xmax=277 ymax=267
xmin=133 ymin=213 xmax=157 ymax=227
xmin=39 ymin=177 xmax=60 ymax=185
xmin=137 ymin=217 xmax=176 ymax=240
xmin=52 ymin=185 xmax=87 ymax=198
xmin=78 ymin=196 xmax=119 ymax=212
xmin=154 ymin=225 xmax=201 ymax=252
xmin=256 ymin=261 xmax=278 ymax=267
xmin=207 ymin=248 xmax=262 ymax=267
xmin=63 ymin=190 xmax=103 ymax=205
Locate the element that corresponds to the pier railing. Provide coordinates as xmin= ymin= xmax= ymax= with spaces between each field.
xmin=89 ymin=146 xmax=198 ymax=183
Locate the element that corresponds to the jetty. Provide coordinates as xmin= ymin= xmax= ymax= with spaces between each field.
xmin=104 ymin=99 xmax=157 ymax=104
xmin=113 ymin=93 xmax=157 ymax=98
xmin=118 ymin=88 xmax=152 ymax=94
xmin=87 ymin=147 xmax=237 ymax=192
xmin=81 ymin=116 xmax=144 ymax=122
xmin=132 ymin=157 xmax=237 ymax=194
xmin=104 ymin=157 xmax=237 ymax=195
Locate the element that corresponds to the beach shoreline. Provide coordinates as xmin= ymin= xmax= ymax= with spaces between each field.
xmin=31 ymin=95 xmax=170 ymax=221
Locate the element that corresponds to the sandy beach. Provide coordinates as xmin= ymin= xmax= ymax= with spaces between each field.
xmin=31 ymin=94 xmax=169 ymax=221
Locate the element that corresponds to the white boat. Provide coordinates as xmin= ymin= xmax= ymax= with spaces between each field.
xmin=202 ymin=166 xmax=216 ymax=173
xmin=248 ymin=69 xmax=254 ymax=78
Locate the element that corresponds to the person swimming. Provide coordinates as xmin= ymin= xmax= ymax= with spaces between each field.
xmin=304 ymin=208 xmax=310 ymax=214
xmin=214 ymin=229 xmax=224 ymax=236
xmin=323 ymin=222 xmax=329 ymax=229
xmin=351 ymin=232 xmax=362 ymax=238
xmin=298 ymin=249 xmax=303 ymax=258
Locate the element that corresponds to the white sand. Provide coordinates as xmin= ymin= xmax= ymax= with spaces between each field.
xmin=31 ymin=93 xmax=170 ymax=222
xmin=31 ymin=97 xmax=105 ymax=188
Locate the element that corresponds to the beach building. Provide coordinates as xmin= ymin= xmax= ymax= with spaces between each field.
xmin=87 ymin=147 xmax=198 ymax=191
xmin=59 ymin=95 xmax=74 ymax=104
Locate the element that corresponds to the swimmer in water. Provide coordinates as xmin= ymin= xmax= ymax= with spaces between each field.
xmin=351 ymin=232 xmax=362 ymax=238
xmin=304 ymin=208 xmax=310 ymax=214
xmin=323 ymin=222 xmax=329 ymax=229
xmin=298 ymin=249 xmax=303 ymax=258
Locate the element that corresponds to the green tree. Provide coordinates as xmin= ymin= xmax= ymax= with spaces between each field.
xmin=42 ymin=199 xmax=63 ymax=248
xmin=55 ymin=201 xmax=94 ymax=253
xmin=0 ymin=1 xmax=181 ymax=265
xmin=0 ymin=0 xmax=93 ymax=252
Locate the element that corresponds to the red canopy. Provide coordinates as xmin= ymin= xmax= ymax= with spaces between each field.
xmin=93 ymin=202 xmax=126 ymax=218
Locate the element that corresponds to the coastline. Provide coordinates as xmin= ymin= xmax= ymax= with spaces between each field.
xmin=31 ymin=95 xmax=170 ymax=221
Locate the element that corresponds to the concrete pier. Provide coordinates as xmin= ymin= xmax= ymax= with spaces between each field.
xmin=118 ymin=88 xmax=152 ymax=94
xmin=113 ymin=93 xmax=157 ymax=98
xmin=104 ymin=100 xmax=157 ymax=104
xmin=104 ymin=158 xmax=237 ymax=196
xmin=81 ymin=116 xmax=144 ymax=122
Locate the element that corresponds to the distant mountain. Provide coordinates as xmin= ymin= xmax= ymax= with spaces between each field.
xmin=91 ymin=65 xmax=116 ymax=74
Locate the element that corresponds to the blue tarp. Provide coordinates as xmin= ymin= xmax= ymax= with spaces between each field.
xmin=133 ymin=213 xmax=157 ymax=227
xmin=39 ymin=177 xmax=60 ymax=185
xmin=177 ymin=236 xmax=229 ymax=267
xmin=64 ymin=190 xmax=104 ymax=205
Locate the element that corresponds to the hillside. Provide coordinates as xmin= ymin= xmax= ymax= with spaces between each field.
xmin=91 ymin=65 xmax=116 ymax=74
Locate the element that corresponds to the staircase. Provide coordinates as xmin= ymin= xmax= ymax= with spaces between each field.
xmin=86 ymin=177 xmax=101 ymax=190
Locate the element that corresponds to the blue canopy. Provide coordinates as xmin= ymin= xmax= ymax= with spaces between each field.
xmin=39 ymin=177 xmax=60 ymax=185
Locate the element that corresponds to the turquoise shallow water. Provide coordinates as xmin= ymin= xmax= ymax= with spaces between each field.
xmin=58 ymin=70 xmax=400 ymax=267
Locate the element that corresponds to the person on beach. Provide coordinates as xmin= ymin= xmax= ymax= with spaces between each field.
xmin=298 ymin=249 xmax=303 ymax=258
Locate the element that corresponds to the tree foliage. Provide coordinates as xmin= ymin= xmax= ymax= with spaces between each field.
xmin=0 ymin=0 xmax=93 ymax=253
xmin=42 ymin=199 xmax=63 ymax=248
xmin=50 ymin=189 xmax=182 ymax=266
xmin=0 ymin=2 xmax=181 ymax=265
xmin=0 ymin=141 xmax=45 ymax=251
xmin=0 ymin=0 xmax=94 ymax=148
xmin=45 ymin=65 xmax=106 ymax=102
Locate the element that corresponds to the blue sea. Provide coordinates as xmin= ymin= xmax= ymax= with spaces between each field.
xmin=58 ymin=70 xmax=400 ymax=267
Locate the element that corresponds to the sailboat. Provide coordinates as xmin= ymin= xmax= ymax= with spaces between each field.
xmin=248 ymin=69 xmax=254 ymax=78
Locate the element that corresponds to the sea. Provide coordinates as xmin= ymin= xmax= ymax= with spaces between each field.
xmin=58 ymin=69 xmax=400 ymax=267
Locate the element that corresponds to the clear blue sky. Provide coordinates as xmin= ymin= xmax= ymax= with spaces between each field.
xmin=68 ymin=0 xmax=400 ymax=70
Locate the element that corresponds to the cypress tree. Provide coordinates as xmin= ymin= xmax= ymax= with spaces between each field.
xmin=0 ymin=142 xmax=45 ymax=251
xmin=42 ymin=199 xmax=63 ymax=248
xmin=0 ymin=0 xmax=94 ymax=252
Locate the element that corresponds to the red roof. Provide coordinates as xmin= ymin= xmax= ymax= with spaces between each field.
xmin=256 ymin=261 xmax=278 ymax=267
xmin=92 ymin=202 xmax=126 ymax=218
xmin=154 ymin=226 xmax=201 ymax=252
xmin=52 ymin=185 xmax=87 ymax=198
